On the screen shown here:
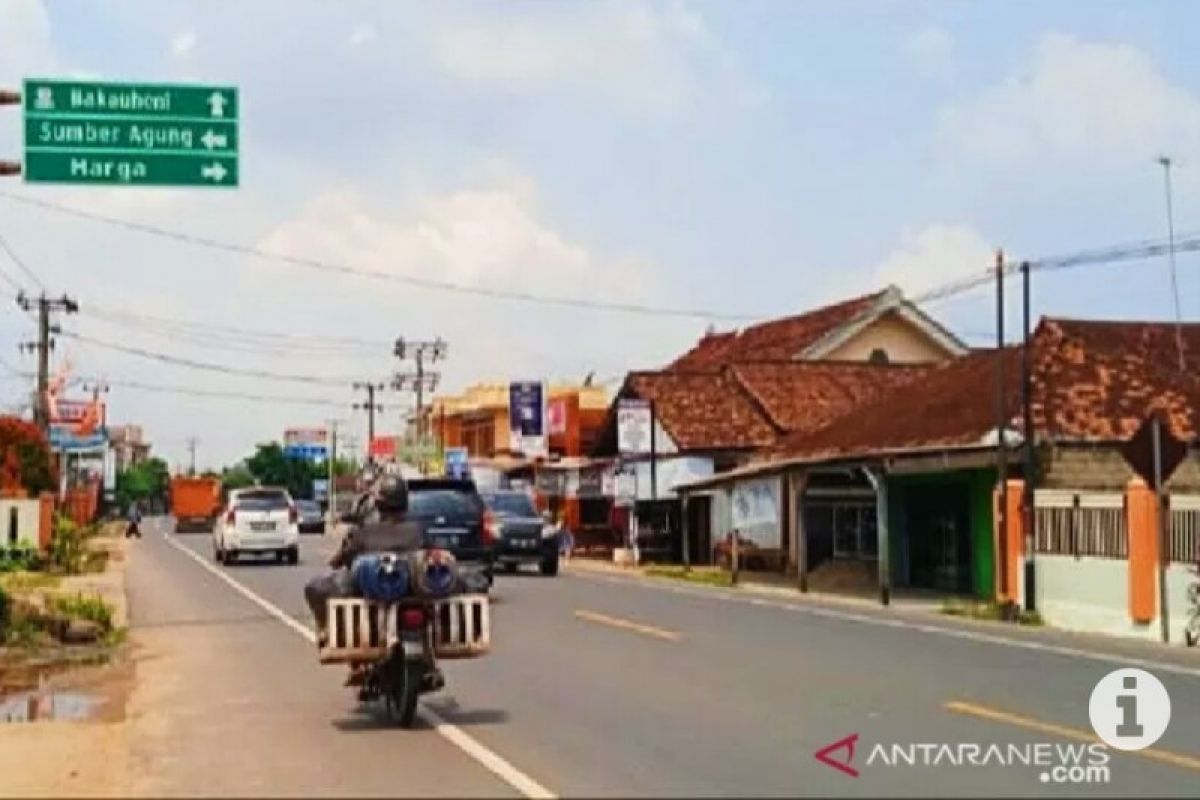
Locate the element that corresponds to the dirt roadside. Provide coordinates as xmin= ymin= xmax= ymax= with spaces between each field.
xmin=0 ymin=528 xmax=135 ymax=799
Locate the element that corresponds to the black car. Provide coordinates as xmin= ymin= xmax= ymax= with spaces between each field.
xmin=481 ymin=490 xmax=559 ymax=576
xmin=295 ymin=500 xmax=326 ymax=534
xmin=406 ymin=478 xmax=495 ymax=586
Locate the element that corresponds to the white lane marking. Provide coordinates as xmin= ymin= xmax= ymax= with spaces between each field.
xmin=159 ymin=524 xmax=556 ymax=799
xmin=570 ymin=572 xmax=1200 ymax=680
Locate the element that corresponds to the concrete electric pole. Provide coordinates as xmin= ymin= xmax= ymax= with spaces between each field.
xmin=17 ymin=293 xmax=79 ymax=433
xmin=392 ymin=337 xmax=446 ymax=451
xmin=186 ymin=437 xmax=199 ymax=476
xmin=352 ymin=381 xmax=385 ymax=463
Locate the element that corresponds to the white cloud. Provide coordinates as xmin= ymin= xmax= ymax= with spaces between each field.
xmin=252 ymin=172 xmax=657 ymax=306
xmin=938 ymin=34 xmax=1200 ymax=165
xmin=0 ymin=0 xmax=55 ymax=84
xmin=872 ymin=224 xmax=996 ymax=296
xmin=423 ymin=0 xmax=766 ymax=116
xmin=903 ymin=26 xmax=954 ymax=81
xmin=170 ymin=31 xmax=197 ymax=58
xmin=348 ymin=23 xmax=376 ymax=48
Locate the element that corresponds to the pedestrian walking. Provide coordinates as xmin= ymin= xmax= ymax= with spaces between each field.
xmin=557 ymin=511 xmax=574 ymax=561
xmin=125 ymin=501 xmax=142 ymax=539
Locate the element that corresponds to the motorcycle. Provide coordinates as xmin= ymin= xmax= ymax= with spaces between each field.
xmin=320 ymin=553 xmax=491 ymax=727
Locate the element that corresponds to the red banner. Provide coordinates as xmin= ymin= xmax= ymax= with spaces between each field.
xmin=547 ymin=398 xmax=567 ymax=436
xmin=369 ymin=436 xmax=397 ymax=458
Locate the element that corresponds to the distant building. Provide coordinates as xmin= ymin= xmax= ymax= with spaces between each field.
xmin=430 ymin=382 xmax=611 ymax=460
xmin=109 ymin=425 xmax=151 ymax=473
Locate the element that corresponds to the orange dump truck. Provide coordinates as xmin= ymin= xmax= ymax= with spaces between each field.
xmin=170 ymin=476 xmax=222 ymax=532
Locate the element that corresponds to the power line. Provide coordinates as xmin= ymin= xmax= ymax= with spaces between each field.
xmin=0 ymin=190 xmax=758 ymax=322
xmin=2 ymin=188 xmax=1196 ymax=327
xmin=0 ymin=231 xmax=47 ymax=291
xmin=81 ymin=304 xmax=388 ymax=351
xmin=60 ymin=329 xmax=357 ymax=386
xmin=89 ymin=376 xmax=346 ymax=407
xmin=78 ymin=313 xmax=383 ymax=358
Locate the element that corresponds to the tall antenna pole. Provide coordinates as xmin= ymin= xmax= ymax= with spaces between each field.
xmin=1158 ymin=156 xmax=1186 ymax=372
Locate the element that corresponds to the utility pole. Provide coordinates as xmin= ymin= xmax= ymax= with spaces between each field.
xmin=994 ymin=249 xmax=1011 ymax=614
xmin=393 ymin=337 xmax=446 ymax=469
xmin=1020 ymin=261 xmax=1036 ymax=614
xmin=352 ymin=381 xmax=385 ymax=463
xmin=1157 ymin=156 xmax=1186 ymax=372
xmin=17 ymin=292 xmax=79 ymax=433
xmin=1 ymin=88 xmax=20 ymax=176
xmin=186 ymin=437 xmax=199 ymax=476
xmin=325 ymin=419 xmax=341 ymax=527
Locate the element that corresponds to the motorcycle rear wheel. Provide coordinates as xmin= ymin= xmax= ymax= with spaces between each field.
xmin=384 ymin=658 xmax=423 ymax=728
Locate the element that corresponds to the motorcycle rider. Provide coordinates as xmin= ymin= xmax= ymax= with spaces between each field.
xmin=304 ymin=472 xmax=422 ymax=642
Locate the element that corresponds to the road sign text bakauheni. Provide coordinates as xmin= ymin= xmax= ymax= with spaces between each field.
xmin=22 ymin=78 xmax=239 ymax=188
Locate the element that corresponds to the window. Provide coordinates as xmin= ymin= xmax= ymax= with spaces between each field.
xmin=833 ymin=506 xmax=861 ymax=556
xmin=868 ymin=348 xmax=889 ymax=364
xmin=235 ymin=490 xmax=291 ymax=511
xmin=824 ymin=501 xmax=878 ymax=558
xmin=409 ymin=490 xmax=484 ymax=517
xmin=484 ymin=493 xmax=537 ymax=517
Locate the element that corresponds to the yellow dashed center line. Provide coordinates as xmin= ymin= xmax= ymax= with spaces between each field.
xmin=946 ymin=700 xmax=1200 ymax=774
xmin=574 ymin=610 xmax=682 ymax=642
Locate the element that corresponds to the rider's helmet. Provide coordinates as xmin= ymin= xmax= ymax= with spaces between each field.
xmin=374 ymin=473 xmax=409 ymax=515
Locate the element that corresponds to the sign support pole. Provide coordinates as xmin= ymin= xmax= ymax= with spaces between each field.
xmin=1152 ymin=416 xmax=1170 ymax=644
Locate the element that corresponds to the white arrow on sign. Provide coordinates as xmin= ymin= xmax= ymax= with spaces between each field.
xmin=200 ymin=162 xmax=228 ymax=183
xmin=201 ymin=129 xmax=228 ymax=150
xmin=207 ymin=91 xmax=227 ymax=118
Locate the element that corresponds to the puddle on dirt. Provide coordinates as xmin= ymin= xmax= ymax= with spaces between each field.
xmin=0 ymin=690 xmax=103 ymax=722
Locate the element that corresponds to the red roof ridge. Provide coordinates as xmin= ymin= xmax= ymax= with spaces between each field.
xmin=1042 ymin=315 xmax=1200 ymax=329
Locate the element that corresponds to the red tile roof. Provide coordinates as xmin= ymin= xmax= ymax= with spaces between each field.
xmin=626 ymin=370 xmax=777 ymax=451
xmin=1034 ymin=318 xmax=1200 ymax=441
xmin=730 ymin=361 xmax=933 ymax=441
xmin=776 ymin=317 xmax=1200 ymax=463
xmin=628 ymin=369 xmax=777 ymax=450
xmin=776 ymin=348 xmax=1022 ymax=460
xmin=668 ymin=290 xmax=885 ymax=370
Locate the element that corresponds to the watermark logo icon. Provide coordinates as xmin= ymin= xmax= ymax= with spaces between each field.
xmin=814 ymin=734 xmax=859 ymax=777
xmin=1088 ymin=668 xmax=1171 ymax=751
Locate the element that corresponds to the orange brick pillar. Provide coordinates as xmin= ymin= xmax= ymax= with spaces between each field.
xmin=1125 ymin=477 xmax=1158 ymax=624
xmin=994 ymin=479 xmax=1024 ymax=604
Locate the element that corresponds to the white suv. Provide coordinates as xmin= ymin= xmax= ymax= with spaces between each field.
xmin=213 ymin=487 xmax=300 ymax=566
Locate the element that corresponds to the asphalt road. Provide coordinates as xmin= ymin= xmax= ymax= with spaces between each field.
xmin=123 ymin=517 xmax=1200 ymax=798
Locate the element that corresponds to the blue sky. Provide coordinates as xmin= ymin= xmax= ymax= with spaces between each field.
xmin=0 ymin=0 xmax=1198 ymax=469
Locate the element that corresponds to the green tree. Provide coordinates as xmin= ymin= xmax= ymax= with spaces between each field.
xmin=245 ymin=442 xmax=320 ymax=500
xmin=115 ymin=457 xmax=169 ymax=509
xmin=220 ymin=462 xmax=256 ymax=491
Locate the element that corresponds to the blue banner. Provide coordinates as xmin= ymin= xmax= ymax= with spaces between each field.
xmin=50 ymin=425 xmax=107 ymax=452
xmin=284 ymin=444 xmax=327 ymax=461
xmin=444 ymin=447 xmax=469 ymax=479
xmin=508 ymin=381 xmax=546 ymax=456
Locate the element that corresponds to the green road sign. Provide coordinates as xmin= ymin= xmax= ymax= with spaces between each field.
xmin=22 ymin=78 xmax=239 ymax=188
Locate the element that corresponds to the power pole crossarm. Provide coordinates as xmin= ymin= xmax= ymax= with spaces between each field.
xmin=17 ymin=293 xmax=80 ymax=432
xmin=392 ymin=337 xmax=447 ymax=472
xmin=352 ymin=380 xmax=386 ymax=464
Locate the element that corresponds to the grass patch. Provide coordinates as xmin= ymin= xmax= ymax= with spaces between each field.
xmin=644 ymin=565 xmax=734 ymax=588
xmin=0 ymin=571 xmax=61 ymax=593
xmin=47 ymin=593 xmax=114 ymax=632
xmin=941 ymin=598 xmax=1044 ymax=626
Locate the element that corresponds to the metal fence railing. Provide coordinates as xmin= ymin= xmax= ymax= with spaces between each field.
xmin=1169 ymin=496 xmax=1200 ymax=565
xmin=1034 ymin=490 xmax=1128 ymax=559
